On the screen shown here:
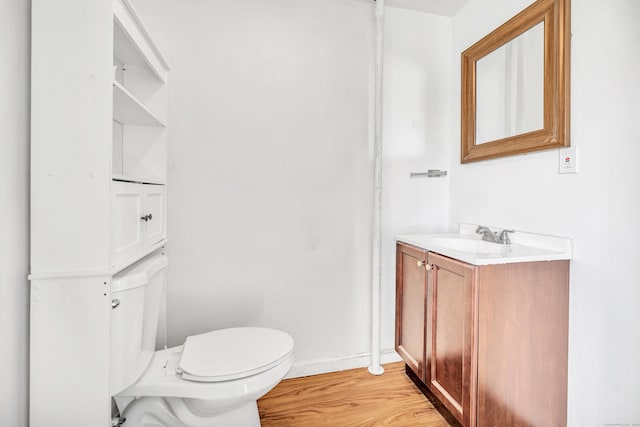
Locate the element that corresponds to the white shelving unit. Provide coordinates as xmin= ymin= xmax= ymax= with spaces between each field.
xmin=30 ymin=0 xmax=169 ymax=425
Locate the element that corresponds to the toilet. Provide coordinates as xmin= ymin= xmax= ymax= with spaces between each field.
xmin=110 ymin=253 xmax=295 ymax=427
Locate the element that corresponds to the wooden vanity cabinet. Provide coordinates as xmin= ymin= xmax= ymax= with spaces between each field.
xmin=395 ymin=242 xmax=569 ymax=427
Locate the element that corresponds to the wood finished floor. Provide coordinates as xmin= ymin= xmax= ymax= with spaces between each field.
xmin=258 ymin=362 xmax=451 ymax=426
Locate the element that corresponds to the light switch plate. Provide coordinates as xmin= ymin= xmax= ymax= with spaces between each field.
xmin=559 ymin=146 xmax=578 ymax=174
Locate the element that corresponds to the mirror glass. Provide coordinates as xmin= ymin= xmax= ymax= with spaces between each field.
xmin=476 ymin=22 xmax=544 ymax=145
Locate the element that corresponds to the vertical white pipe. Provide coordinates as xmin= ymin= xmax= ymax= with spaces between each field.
xmin=368 ymin=0 xmax=385 ymax=376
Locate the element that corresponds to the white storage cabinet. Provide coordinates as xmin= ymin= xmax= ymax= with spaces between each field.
xmin=30 ymin=0 xmax=170 ymax=425
xmin=111 ymin=181 xmax=166 ymax=271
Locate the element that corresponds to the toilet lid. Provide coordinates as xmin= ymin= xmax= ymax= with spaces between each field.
xmin=179 ymin=327 xmax=294 ymax=382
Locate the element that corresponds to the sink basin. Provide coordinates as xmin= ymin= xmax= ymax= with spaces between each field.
xmin=426 ymin=236 xmax=509 ymax=256
xmin=397 ymin=224 xmax=572 ymax=266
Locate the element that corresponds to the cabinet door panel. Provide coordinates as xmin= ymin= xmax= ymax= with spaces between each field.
xmin=143 ymin=185 xmax=165 ymax=249
xmin=433 ymin=267 xmax=465 ymax=405
xmin=395 ymin=244 xmax=427 ymax=380
xmin=111 ymin=181 xmax=144 ymax=269
xmin=428 ymin=252 xmax=477 ymax=427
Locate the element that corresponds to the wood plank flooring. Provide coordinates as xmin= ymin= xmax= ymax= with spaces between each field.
xmin=258 ymin=362 xmax=452 ymax=426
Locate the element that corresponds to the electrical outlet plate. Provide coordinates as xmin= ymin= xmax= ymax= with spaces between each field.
xmin=559 ymin=146 xmax=578 ymax=174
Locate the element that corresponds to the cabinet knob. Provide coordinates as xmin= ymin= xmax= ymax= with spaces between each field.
xmin=140 ymin=215 xmax=148 ymax=221
xmin=147 ymin=213 xmax=153 ymax=221
xmin=416 ymin=261 xmax=433 ymax=271
xmin=417 ymin=260 xmax=433 ymax=270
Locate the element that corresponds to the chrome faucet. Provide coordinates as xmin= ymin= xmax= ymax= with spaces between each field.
xmin=476 ymin=225 xmax=514 ymax=245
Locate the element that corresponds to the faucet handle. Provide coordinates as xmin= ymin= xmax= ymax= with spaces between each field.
xmin=499 ymin=229 xmax=515 ymax=244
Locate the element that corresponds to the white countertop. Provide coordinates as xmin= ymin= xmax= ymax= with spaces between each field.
xmin=397 ymin=223 xmax=572 ymax=266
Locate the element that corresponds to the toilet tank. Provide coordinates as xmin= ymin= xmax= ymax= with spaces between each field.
xmin=109 ymin=253 xmax=168 ymax=395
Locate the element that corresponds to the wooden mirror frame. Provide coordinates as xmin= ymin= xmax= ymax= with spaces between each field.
xmin=461 ymin=0 xmax=570 ymax=163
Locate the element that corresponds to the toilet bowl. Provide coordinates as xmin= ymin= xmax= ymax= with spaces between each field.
xmin=110 ymin=254 xmax=294 ymax=427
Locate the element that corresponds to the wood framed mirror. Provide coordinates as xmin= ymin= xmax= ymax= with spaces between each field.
xmin=461 ymin=0 xmax=570 ymax=163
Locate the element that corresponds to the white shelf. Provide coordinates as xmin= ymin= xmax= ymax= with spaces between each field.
xmin=112 ymin=174 xmax=166 ymax=185
xmin=113 ymin=0 xmax=169 ymax=83
xmin=113 ymin=80 xmax=165 ymax=127
xmin=110 ymin=238 xmax=169 ymax=275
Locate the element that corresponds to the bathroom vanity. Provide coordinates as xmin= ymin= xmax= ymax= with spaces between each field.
xmin=396 ymin=225 xmax=571 ymax=427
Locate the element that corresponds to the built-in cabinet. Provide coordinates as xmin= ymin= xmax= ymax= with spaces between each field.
xmin=30 ymin=0 xmax=169 ymax=425
xmin=396 ymin=242 xmax=569 ymax=427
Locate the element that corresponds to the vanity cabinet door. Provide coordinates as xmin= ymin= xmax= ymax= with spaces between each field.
xmin=428 ymin=252 xmax=477 ymax=427
xmin=395 ymin=243 xmax=428 ymax=380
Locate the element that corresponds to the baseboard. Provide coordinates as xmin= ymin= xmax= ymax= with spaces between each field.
xmin=285 ymin=349 xmax=402 ymax=379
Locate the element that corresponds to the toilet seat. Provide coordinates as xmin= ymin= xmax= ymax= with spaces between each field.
xmin=116 ymin=329 xmax=295 ymax=401
xmin=179 ymin=327 xmax=294 ymax=382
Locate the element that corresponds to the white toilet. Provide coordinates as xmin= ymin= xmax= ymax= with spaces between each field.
xmin=110 ymin=254 xmax=295 ymax=427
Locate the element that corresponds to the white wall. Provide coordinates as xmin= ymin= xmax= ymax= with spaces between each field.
xmin=451 ymin=0 xmax=640 ymax=424
xmin=380 ymin=7 xmax=451 ymax=351
xmin=135 ymin=0 xmax=377 ymax=374
xmin=135 ymin=0 xmax=455 ymax=374
xmin=0 ymin=0 xmax=30 ymax=425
